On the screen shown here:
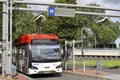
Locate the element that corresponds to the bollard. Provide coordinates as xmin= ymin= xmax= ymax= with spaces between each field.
xmin=96 ymin=60 xmax=102 ymax=75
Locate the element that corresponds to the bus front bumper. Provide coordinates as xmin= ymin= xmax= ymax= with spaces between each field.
xmin=28 ymin=68 xmax=62 ymax=75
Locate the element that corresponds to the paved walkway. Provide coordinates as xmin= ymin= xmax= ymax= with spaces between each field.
xmin=0 ymin=73 xmax=29 ymax=80
xmin=64 ymin=68 xmax=120 ymax=80
xmin=101 ymin=73 xmax=120 ymax=80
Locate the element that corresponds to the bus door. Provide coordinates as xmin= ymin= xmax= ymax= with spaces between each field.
xmin=24 ymin=46 xmax=30 ymax=73
xmin=16 ymin=48 xmax=20 ymax=70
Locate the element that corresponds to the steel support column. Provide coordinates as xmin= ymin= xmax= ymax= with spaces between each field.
xmin=2 ymin=0 xmax=8 ymax=77
xmin=2 ymin=0 xmax=12 ymax=77
xmin=72 ymin=40 xmax=75 ymax=71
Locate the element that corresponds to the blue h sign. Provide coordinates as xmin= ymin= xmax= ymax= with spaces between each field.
xmin=48 ymin=7 xmax=55 ymax=16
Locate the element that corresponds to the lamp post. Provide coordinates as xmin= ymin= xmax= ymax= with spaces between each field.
xmin=82 ymin=27 xmax=96 ymax=48
xmin=96 ymin=17 xmax=110 ymax=23
xmin=81 ymin=27 xmax=96 ymax=73
xmin=81 ymin=27 xmax=85 ymax=73
xmin=94 ymin=34 xmax=96 ymax=48
xmin=81 ymin=27 xmax=84 ymax=55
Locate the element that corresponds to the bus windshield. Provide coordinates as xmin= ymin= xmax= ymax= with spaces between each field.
xmin=31 ymin=45 xmax=61 ymax=62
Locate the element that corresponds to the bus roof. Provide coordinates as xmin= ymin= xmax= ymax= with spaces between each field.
xmin=14 ymin=34 xmax=59 ymax=45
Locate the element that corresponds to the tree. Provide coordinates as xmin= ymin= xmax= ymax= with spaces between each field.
xmin=12 ymin=4 xmax=35 ymax=40
xmin=89 ymin=19 xmax=120 ymax=48
xmin=12 ymin=12 xmax=35 ymax=40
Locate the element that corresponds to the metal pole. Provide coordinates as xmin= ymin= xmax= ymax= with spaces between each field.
xmin=72 ymin=40 xmax=75 ymax=71
xmin=2 ymin=0 xmax=8 ymax=77
xmin=75 ymin=11 xmax=120 ymax=18
xmin=81 ymin=27 xmax=85 ymax=73
xmin=10 ymin=7 xmax=46 ymax=13
xmin=94 ymin=34 xmax=96 ymax=48
xmin=35 ymin=21 xmax=43 ymax=33
xmin=65 ymin=41 xmax=67 ymax=71
xmin=9 ymin=7 xmax=120 ymax=17
xmin=8 ymin=0 xmax=13 ymax=77
xmin=81 ymin=28 xmax=84 ymax=55
xmin=83 ymin=58 xmax=85 ymax=73
xmin=96 ymin=58 xmax=99 ymax=75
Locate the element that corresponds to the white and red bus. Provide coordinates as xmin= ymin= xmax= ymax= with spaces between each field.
xmin=12 ymin=34 xmax=62 ymax=75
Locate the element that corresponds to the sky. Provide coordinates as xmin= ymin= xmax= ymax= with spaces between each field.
xmin=27 ymin=0 xmax=54 ymax=12
xmin=27 ymin=0 xmax=120 ymax=47
xmin=77 ymin=0 xmax=120 ymax=22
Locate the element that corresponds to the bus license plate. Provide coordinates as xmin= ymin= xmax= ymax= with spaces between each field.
xmin=44 ymin=71 xmax=51 ymax=74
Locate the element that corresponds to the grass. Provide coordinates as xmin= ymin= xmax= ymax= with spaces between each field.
xmin=67 ymin=60 xmax=120 ymax=68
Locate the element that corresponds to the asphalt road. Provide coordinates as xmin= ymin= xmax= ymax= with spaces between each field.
xmin=20 ymin=66 xmax=120 ymax=80
xmin=29 ymin=73 xmax=106 ymax=80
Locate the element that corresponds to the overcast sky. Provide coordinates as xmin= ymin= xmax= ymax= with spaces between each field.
xmin=77 ymin=0 xmax=120 ymax=22
xmin=27 ymin=0 xmax=54 ymax=12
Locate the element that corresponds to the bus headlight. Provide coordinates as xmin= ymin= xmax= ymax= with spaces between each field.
xmin=31 ymin=66 xmax=38 ymax=69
